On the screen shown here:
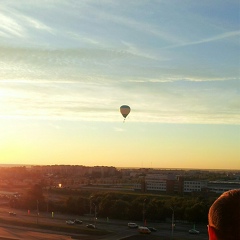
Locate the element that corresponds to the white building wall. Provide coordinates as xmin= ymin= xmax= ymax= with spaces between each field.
xmin=135 ymin=176 xmax=240 ymax=194
xmin=184 ymin=181 xmax=208 ymax=192
xmin=146 ymin=180 xmax=166 ymax=191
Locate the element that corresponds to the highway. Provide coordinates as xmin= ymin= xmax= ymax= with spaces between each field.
xmin=0 ymin=206 xmax=208 ymax=240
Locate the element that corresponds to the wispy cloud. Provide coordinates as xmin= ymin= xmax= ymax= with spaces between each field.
xmin=0 ymin=1 xmax=239 ymax=125
xmin=0 ymin=12 xmax=25 ymax=38
xmin=163 ymin=30 xmax=240 ymax=49
xmin=0 ymin=78 xmax=239 ymax=124
xmin=0 ymin=4 xmax=54 ymax=40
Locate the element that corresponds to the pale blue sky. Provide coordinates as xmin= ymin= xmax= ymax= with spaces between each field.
xmin=0 ymin=1 xmax=239 ymax=169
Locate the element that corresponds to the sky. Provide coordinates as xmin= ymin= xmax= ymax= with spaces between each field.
xmin=0 ymin=0 xmax=239 ymax=170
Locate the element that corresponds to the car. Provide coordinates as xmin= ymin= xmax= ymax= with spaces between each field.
xmin=74 ymin=219 xmax=83 ymax=224
xmin=147 ymin=227 xmax=157 ymax=232
xmin=66 ymin=220 xmax=75 ymax=225
xmin=9 ymin=212 xmax=16 ymax=216
xmin=128 ymin=222 xmax=138 ymax=228
xmin=139 ymin=226 xmax=151 ymax=234
xmin=86 ymin=224 xmax=96 ymax=229
xmin=189 ymin=229 xmax=200 ymax=234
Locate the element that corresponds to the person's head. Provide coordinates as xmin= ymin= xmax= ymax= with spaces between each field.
xmin=208 ymin=189 xmax=240 ymax=240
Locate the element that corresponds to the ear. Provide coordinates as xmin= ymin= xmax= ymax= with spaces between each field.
xmin=208 ymin=225 xmax=218 ymax=240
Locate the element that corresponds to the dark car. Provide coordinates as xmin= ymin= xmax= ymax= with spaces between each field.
xmin=147 ymin=227 xmax=157 ymax=232
xmin=74 ymin=219 xmax=83 ymax=224
xmin=86 ymin=224 xmax=96 ymax=229
xmin=9 ymin=212 xmax=16 ymax=216
xmin=189 ymin=229 xmax=200 ymax=234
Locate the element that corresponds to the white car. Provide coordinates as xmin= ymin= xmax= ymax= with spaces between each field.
xmin=128 ymin=222 xmax=138 ymax=228
xmin=66 ymin=220 xmax=75 ymax=225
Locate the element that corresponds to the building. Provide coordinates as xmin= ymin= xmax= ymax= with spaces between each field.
xmin=135 ymin=173 xmax=240 ymax=195
xmin=184 ymin=180 xmax=208 ymax=193
xmin=207 ymin=181 xmax=240 ymax=194
xmin=135 ymin=173 xmax=183 ymax=194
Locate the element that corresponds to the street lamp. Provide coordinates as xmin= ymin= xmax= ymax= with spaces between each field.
xmin=143 ymin=199 xmax=147 ymax=226
xmin=93 ymin=203 xmax=97 ymax=226
xmin=170 ymin=207 xmax=174 ymax=239
xmin=36 ymin=200 xmax=39 ymax=224
xmin=89 ymin=196 xmax=92 ymax=215
xmin=46 ymin=187 xmax=49 ymax=213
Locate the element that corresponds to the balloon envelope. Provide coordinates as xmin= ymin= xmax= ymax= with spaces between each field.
xmin=120 ymin=105 xmax=131 ymax=118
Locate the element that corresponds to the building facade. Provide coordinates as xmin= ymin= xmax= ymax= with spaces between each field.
xmin=135 ymin=173 xmax=240 ymax=194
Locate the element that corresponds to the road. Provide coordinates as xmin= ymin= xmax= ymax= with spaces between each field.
xmin=0 ymin=206 xmax=208 ymax=240
xmin=0 ymin=225 xmax=71 ymax=240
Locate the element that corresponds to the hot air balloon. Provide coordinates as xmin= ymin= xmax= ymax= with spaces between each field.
xmin=120 ymin=105 xmax=131 ymax=122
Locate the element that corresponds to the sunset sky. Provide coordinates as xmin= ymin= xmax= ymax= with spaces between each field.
xmin=0 ymin=1 xmax=239 ymax=169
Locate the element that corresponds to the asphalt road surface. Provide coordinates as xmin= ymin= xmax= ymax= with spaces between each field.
xmin=0 ymin=206 xmax=208 ymax=240
xmin=0 ymin=225 xmax=71 ymax=240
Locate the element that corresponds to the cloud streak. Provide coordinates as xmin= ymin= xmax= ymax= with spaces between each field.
xmin=0 ymin=78 xmax=239 ymax=124
xmin=163 ymin=30 xmax=240 ymax=49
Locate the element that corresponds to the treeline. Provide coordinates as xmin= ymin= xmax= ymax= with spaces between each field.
xmin=10 ymin=184 xmax=217 ymax=224
xmin=63 ymin=192 xmax=213 ymax=223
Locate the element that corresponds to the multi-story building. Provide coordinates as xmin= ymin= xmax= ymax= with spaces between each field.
xmin=207 ymin=181 xmax=240 ymax=194
xmin=135 ymin=173 xmax=240 ymax=194
xmin=135 ymin=173 xmax=183 ymax=194
xmin=184 ymin=180 xmax=208 ymax=193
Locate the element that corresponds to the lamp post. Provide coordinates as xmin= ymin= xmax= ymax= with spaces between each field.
xmin=93 ymin=203 xmax=97 ymax=226
xmin=170 ymin=207 xmax=174 ymax=239
xmin=46 ymin=188 xmax=49 ymax=213
xmin=36 ymin=200 xmax=39 ymax=224
xmin=143 ymin=199 xmax=147 ymax=226
xmin=89 ymin=196 xmax=92 ymax=215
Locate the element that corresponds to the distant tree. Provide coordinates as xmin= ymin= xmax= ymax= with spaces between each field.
xmin=128 ymin=197 xmax=145 ymax=220
xmin=20 ymin=184 xmax=45 ymax=211
xmin=110 ymin=199 xmax=129 ymax=219
xmin=64 ymin=196 xmax=90 ymax=215
xmin=76 ymin=197 xmax=89 ymax=215
xmin=65 ymin=196 xmax=76 ymax=214
xmin=29 ymin=184 xmax=45 ymax=201
xmin=146 ymin=198 xmax=167 ymax=221
xmin=98 ymin=194 xmax=115 ymax=217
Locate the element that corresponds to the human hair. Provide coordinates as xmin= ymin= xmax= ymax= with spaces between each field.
xmin=208 ymin=189 xmax=240 ymax=240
